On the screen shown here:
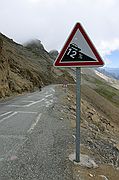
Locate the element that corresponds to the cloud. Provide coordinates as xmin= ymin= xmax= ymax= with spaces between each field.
xmin=0 ymin=0 xmax=119 ymax=61
xmin=103 ymin=57 xmax=112 ymax=67
xmin=98 ymin=38 xmax=119 ymax=57
xmin=29 ymin=0 xmax=40 ymax=2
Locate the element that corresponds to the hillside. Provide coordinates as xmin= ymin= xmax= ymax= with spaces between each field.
xmin=64 ymin=68 xmax=119 ymax=179
xmin=0 ymin=33 xmax=74 ymax=99
xmin=1 ymin=33 xmax=119 ymax=179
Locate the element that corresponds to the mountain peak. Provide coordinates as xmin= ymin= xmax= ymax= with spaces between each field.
xmin=49 ymin=50 xmax=59 ymax=60
xmin=24 ymin=39 xmax=45 ymax=51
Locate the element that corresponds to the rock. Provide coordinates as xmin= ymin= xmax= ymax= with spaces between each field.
xmin=0 ymin=38 xmax=3 ymax=54
xmin=116 ymin=167 xmax=119 ymax=170
xmin=114 ymin=143 xmax=119 ymax=151
xmin=70 ymin=105 xmax=76 ymax=111
xmin=72 ymin=135 xmax=76 ymax=139
xmin=89 ymin=123 xmax=100 ymax=132
xmin=99 ymin=175 xmax=109 ymax=180
xmin=88 ymin=111 xmax=94 ymax=115
xmin=92 ymin=114 xmax=100 ymax=123
xmin=98 ymin=123 xmax=105 ymax=132
xmin=25 ymin=39 xmax=45 ymax=52
xmin=68 ymin=97 xmax=71 ymax=101
xmin=49 ymin=50 xmax=59 ymax=60
xmin=89 ymin=173 xmax=93 ymax=177
xmin=69 ymin=153 xmax=98 ymax=168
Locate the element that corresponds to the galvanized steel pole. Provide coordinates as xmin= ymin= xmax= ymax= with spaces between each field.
xmin=75 ymin=67 xmax=81 ymax=162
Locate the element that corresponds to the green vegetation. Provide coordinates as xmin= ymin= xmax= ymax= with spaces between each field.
xmin=95 ymin=80 xmax=119 ymax=107
xmin=83 ymin=74 xmax=119 ymax=107
xmin=94 ymin=78 xmax=105 ymax=85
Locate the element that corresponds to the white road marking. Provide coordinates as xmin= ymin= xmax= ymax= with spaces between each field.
xmin=0 ymin=112 xmax=18 ymax=123
xmin=45 ymin=94 xmax=53 ymax=98
xmin=17 ymin=111 xmax=37 ymax=114
xmin=7 ymin=98 xmax=45 ymax=108
xmin=7 ymin=105 xmax=26 ymax=107
xmin=7 ymin=88 xmax=55 ymax=108
xmin=25 ymin=98 xmax=45 ymax=107
xmin=0 ymin=111 xmax=12 ymax=117
xmin=51 ymin=88 xmax=55 ymax=92
xmin=22 ymin=100 xmax=34 ymax=103
xmin=27 ymin=113 xmax=42 ymax=133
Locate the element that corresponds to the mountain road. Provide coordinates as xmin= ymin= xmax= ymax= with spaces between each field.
xmin=0 ymin=85 xmax=73 ymax=180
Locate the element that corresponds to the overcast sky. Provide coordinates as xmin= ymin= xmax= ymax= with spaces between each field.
xmin=0 ymin=0 xmax=119 ymax=67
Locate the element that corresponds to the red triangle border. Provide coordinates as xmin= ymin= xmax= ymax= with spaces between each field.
xmin=54 ymin=23 xmax=104 ymax=67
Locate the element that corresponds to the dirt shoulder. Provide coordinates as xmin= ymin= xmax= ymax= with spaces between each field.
xmin=65 ymin=84 xmax=119 ymax=180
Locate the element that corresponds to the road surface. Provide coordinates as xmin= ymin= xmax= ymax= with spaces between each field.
xmin=0 ymin=85 xmax=73 ymax=180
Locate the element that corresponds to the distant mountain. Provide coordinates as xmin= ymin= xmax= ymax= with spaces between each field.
xmin=97 ymin=68 xmax=119 ymax=80
xmin=105 ymin=68 xmax=119 ymax=79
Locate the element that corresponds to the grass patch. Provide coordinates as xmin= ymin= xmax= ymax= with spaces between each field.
xmin=95 ymin=84 xmax=119 ymax=107
xmin=82 ymin=74 xmax=105 ymax=85
xmin=94 ymin=78 xmax=105 ymax=85
xmin=82 ymin=74 xmax=119 ymax=107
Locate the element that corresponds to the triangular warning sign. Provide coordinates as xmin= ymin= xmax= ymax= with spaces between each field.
xmin=54 ymin=23 xmax=104 ymax=67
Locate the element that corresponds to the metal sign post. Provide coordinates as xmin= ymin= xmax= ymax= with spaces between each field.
xmin=75 ymin=67 xmax=81 ymax=162
xmin=53 ymin=22 xmax=104 ymax=163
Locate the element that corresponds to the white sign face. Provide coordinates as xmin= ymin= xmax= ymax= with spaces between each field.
xmin=54 ymin=23 xmax=104 ymax=67
xmin=71 ymin=29 xmax=96 ymax=61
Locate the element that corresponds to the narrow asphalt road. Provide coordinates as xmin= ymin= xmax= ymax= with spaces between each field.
xmin=0 ymin=85 xmax=73 ymax=180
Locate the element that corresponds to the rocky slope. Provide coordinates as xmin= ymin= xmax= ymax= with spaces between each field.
xmin=1 ymin=32 xmax=119 ymax=179
xmin=56 ymin=83 xmax=118 ymax=179
xmin=0 ymin=37 xmax=9 ymax=98
xmin=0 ymin=33 xmax=74 ymax=99
xmin=49 ymin=49 xmax=59 ymax=60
